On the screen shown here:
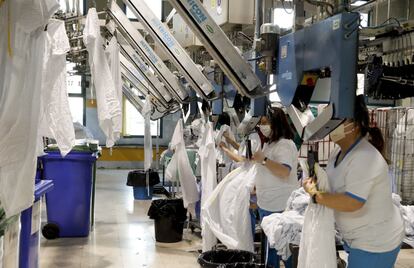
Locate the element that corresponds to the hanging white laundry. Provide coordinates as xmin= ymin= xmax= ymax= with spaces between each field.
xmin=298 ymin=164 xmax=336 ymax=268
xmin=198 ymin=122 xmax=217 ymax=252
xmin=0 ymin=0 xmax=59 ymax=217
xmin=83 ymin=8 xmax=122 ymax=148
xmin=215 ymin=124 xmax=236 ymax=164
xmin=38 ymin=19 xmax=75 ymax=157
xmin=105 ymin=36 xmax=123 ymax=136
xmin=202 ymin=163 xmax=256 ymax=252
xmin=143 ymin=95 xmax=153 ymax=171
xmin=165 ymin=120 xmax=199 ymax=209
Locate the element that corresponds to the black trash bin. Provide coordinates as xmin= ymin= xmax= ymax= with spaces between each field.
xmin=148 ymin=198 xmax=187 ymax=243
xmin=127 ymin=170 xmax=160 ymax=200
xmin=198 ymin=249 xmax=265 ymax=267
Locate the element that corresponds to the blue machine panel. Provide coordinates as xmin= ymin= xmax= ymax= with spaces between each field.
xmin=277 ymin=12 xmax=359 ymax=120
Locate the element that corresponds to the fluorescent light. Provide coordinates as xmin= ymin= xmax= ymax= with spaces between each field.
xmin=351 ymin=1 xmax=367 ymax=6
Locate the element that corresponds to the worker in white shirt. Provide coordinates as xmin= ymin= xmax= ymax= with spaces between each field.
xmin=303 ymin=95 xmax=404 ymax=268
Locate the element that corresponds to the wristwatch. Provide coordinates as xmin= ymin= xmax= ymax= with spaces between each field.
xmin=262 ymin=157 xmax=268 ymax=166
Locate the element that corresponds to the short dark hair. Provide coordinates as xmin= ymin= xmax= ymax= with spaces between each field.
xmin=267 ymin=107 xmax=294 ymax=143
xmin=217 ymin=112 xmax=231 ymax=126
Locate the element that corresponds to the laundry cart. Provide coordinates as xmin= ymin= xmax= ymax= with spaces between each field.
xmin=19 ymin=180 xmax=54 ymax=268
xmin=40 ymin=148 xmax=98 ymax=239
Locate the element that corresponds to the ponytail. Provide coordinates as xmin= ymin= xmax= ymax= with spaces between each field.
xmin=367 ymin=127 xmax=387 ymax=159
xmin=354 ymin=95 xmax=387 ymax=160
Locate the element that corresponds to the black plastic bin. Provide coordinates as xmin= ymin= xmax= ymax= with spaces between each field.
xmin=127 ymin=170 xmax=160 ymax=187
xmin=127 ymin=170 xmax=160 ymax=200
xmin=198 ymin=249 xmax=265 ymax=267
xmin=148 ymin=198 xmax=187 ymax=243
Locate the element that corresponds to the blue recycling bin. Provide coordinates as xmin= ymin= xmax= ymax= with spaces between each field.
xmin=40 ymin=151 xmax=97 ymax=238
xmin=133 ymin=186 xmax=154 ymax=200
xmin=19 ymin=180 xmax=54 ymax=268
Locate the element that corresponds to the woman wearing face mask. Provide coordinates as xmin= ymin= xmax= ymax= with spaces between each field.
xmin=303 ymin=95 xmax=404 ymax=268
xmin=250 ymin=107 xmax=299 ymax=268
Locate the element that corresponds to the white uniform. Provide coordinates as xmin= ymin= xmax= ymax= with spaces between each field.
xmin=142 ymin=96 xmax=152 ymax=171
xmin=199 ymin=122 xmax=217 ymax=251
xmin=326 ymin=138 xmax=404 ymax=252
xmin=39 ymin=19 xmax=75 ymax=157
xmin=83 ymin=8 xmax=122 ymax=148
xmin=0 ymin=0 xmax=59 ymax=217
xmin=165 ymin=120 xmax=199 ymax=209
xmin=255 ymin=139 xmax=299 ymax=212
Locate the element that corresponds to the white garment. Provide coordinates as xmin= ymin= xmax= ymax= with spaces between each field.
xmin=392 ymin=194 xmax=414 ymax=244
xmin=83 ymin=8 xmax=122 ymax=148
xmin=215 ymin=124 xmax=235 ymax=165
xmin=0 ymin=0 xmax=58 ymax=217
xmin=166 ymin=120 xmax=199 ymax=209
xmin=298 ymin=164 xmax=336 ymax=268
xmin=105 ymin=36 xmax=123 ymax=136
xmin=327 ymin=138 xmax=404 ymax=252
xmin=143 ymin=96 xmax=152 ymax=171
xmin=202 ymin=163 xmax=256 ymax=252
xmin=261 ymin=188 xmax=310 ymax=261
xmin=256 ymin=139 xmax=299 ymax=212
xmin=238 ymin=132 xmax=261 ymax=157
xmin=38 ymin=19 xmax=75 ymax=157
xmin=199 ymin=122 xmax=217 ymax=252
xmin=262 ymin=210 xmax=304 ymax=261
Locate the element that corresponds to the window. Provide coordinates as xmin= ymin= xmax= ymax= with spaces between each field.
xmin=67 ymin=62 xmax=85 ymax=125
xmin=126 ymin=0 xmax=162 ymax=20
xmin=360 ymin=13 xmax=368 ymax=27
xmin=268 ymin=75 xmax=281 ymax=102
xmin=274 ymin=7 xmax=294 ymax=30
xmin=58 ymin=0 xmax=84 ymax=15
xmin=123 ymin=98 xmax=160 ymax=137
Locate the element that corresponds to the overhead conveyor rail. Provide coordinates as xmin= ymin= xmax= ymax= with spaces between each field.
xmin=119 ymin=42 xmax=174 ymax=104
xmin=107 ymin=1 xmax=189 ymax=103
xmin=121 ymin=69 xmax=169 ymax=116
xmin=122 ymin=84 xmax=144 ymax=113
xmin=120 ymin=56 xmax=169 ymax=113
xmin=122 ymin=84 xmax=165 ymax=120
xmin=167 ymin=0 xmax=265 ymax=99
xmin=121 ymin=0 xmax=217 ymax=101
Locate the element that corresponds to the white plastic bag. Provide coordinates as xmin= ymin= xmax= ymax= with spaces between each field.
xmin=202 ymin=163 xmax=256 ymax=252
xmin=298 ymin=164 xmax=336 ymax=268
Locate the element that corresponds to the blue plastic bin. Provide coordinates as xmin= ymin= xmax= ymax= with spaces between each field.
xmin=19 ymin=180 xmax=54 ymax=268
xmin=40 ymin=151 xmax=97 ymax=238
xmin=133 ymin=186 xmax=154 ymax=200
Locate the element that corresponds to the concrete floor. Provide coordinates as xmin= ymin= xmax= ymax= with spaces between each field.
xmin=39 ymin=169 xmax=414 ymax=268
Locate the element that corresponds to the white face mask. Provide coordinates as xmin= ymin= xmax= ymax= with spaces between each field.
xmin=330 ymin=122 xmax=354 ymax=143
xmin=259 ymin=125 xmax=272 ymax=138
